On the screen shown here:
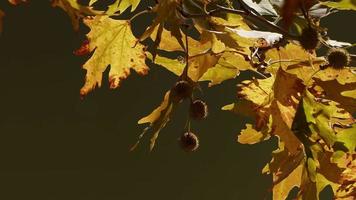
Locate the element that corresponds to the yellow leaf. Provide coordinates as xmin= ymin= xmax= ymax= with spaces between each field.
xmin=273 ymin=162 xmax=303 ymax=200
xmin=151 ymin=26 xmax=211 ymax=56
xmin=316 ymin=68 xmax=356 ymax=85
xmin=238 ymin=123 xmax=270 ymax=144
xmin=135 ymin=91 xmax=177 ymax=151
xmin=138 ymin=91 xmax=171 ymax=125
xmin=315 ymin=79 xmax=356 ymax=113
xmin=106 ymin=0 xmax=141 ymax=15
xmin=80 ymin=16 xmax=148 ymax=96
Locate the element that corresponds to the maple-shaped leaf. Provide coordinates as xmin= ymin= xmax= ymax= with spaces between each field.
xmin=150 ymin=26 xmax=212 ymax=57
xmin=133 ymin=90 xmax=178 ymax=151
xmin=79 ymin=16 xmax=148 ymax=96
xmin=234 ymin=68 xmax=305 ymax=154
xmin=140 ymin=0 xmax=184 ymax=43
xmin=52 ymin=0 xmax=102 ymax=31
xmin=195 ymin=12 xmax=253 ymax=55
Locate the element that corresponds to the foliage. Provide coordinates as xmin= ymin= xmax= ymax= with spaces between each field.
xmin=1 ymin=0 xmax=356 ymax=199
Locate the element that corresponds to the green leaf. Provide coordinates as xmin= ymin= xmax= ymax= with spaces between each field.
xmin=321 ymin=0 xmax=356 ymax=11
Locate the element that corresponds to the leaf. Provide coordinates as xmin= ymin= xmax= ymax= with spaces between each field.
xmin=134 ymin=91 xmax=177 ymax=151
xmin=272 ymin=159 xmax=304 ymax=200
xmin=241 ymin=0 xmax=278 ymax=16
xmin=236 ymin=68 xmax=304 ymax=154
xmin=105 ymin=0 xmax=142 ymax=15
xmin=315 ymin=68 xmax=356 ymax=85
xmin=302 ymin=89 xmax=355 ymax=150
xmin=51 ymin=0 xmax=102 ymax=31
xmin=140 ymin=0 xmax=183 ymax=42
xmin=150 ymin=26 xmax=211 ymax=56
xmin=321 ymin=0 xmax=356 ymax=11
xmin=79 ymin=16 xmax=148 ymax=96
xmin=262 ymin=144 xmax=305 ymax=200
xmin=315 ymin=79 xmax=356 ymax=113
xmin=227 ymin=28 xmax=283 ymax=47
xmin=337 ymin=124 xmax=356 ymax=153
xmin=325 ymin=39 xmax=352 ymax=48
xmin=238 ymin=123 xmax=271 ymax=144
xmin=341 ymin=89 xmax=356 ymax=99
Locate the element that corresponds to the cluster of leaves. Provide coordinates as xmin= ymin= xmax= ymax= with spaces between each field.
xmin=1 ymin=0 xmax=356 ymax=199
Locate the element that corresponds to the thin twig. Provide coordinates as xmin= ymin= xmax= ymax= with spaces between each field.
xmin=129 ymin=8 xmax=152 ymax=22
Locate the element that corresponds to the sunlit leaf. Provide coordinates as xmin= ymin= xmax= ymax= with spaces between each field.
xmin=321 ymin=0 xmax=356 ymax=11
xmin=78 ymin=16 xmax=149 ymax=96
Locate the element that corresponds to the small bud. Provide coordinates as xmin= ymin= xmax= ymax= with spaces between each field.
xmin=179 ymin=132 xmax=199 ymax=152
xmin=190 ymin=100 xmax=208 ymax=120
xmin=326 ymin=48 xmax=350 ymax=69
xmin=172 ymin=80 xmax=193 ymax=100
xmin=299 ymin=27 xmax=320 ymax=50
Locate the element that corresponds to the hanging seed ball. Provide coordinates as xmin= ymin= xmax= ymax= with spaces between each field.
xmin=190 ymin=100 xmax=208 ymax=120
xmin=299 ymin=27 xmax=320 ymax=50
xmin=172 ymin=80 xmax=193 ymax=100
xmin=179 ymin=132 xmax=199 ymax=152
xmin=326 ymin=48 xmax=350 ymax=69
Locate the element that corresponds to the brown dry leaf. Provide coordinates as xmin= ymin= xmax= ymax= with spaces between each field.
xmin=79 ymin=16 xmax=148 ymax=96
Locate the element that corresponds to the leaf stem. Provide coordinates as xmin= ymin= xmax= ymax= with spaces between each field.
xmin=129 ymin=8 xmax=152 ymax=22
xmin=181 ymin=31 xmax=190 ymax=79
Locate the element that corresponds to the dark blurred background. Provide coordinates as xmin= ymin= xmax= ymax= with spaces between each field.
xmin=0 ymin=1 xmax=354 ymax=200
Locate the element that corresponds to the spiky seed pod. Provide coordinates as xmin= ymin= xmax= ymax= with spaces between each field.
xmin=190 ymin=100 xmax=208 ymax=120
xmin=299 ymin=27 xmax=320 ymax=50
xmin=179 ymin=132 xmax=199 ymax=152
xmin=172 ymin=80 xmax=193 ymax=100
xmin=326 ymin=48 xmax=350 ymax=69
